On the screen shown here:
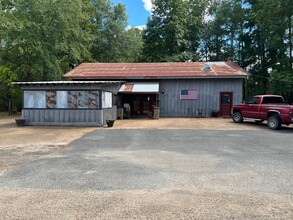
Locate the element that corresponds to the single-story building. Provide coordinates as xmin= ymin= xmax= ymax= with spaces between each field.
xmin=64 ymin=62 xmax=250 ymax=118
xmin=14 ymin=81 xmax=122 ymax=126
xmin=15 ymin=61 xmax=250 ymax=126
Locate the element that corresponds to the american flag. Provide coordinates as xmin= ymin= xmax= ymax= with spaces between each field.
xmin=180 ymin=89 xmax=198 ymax=100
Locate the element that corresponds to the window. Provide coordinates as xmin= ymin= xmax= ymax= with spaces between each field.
xmin=67 ymin=91 xmax=78 ymax=108
xmin=247 ymin=97 xmax=259 ymax=104
xmin=24 ymin=91 xmax=46 ymax=108
xmin=46 ymin=91 xmax=57 ymax=108
xmin=56 ymin=91 xmax=68 ymax=108
xmin=102 ymin=91 xmax=112 ymax=108
xmin=24 ymin=90 xmax=101 ymax=109
xmin=88 ymin=91 xmax=100 ymax=108
xmin=67 ymin=91 xmax=100 ymax=108
xmin=262 ymin=97 xmax=284 ymax=104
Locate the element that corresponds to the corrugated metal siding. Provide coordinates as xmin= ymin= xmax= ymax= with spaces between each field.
xmin=22 ymin=109 xmax=104 ymax=126
xmin=159 ymin=79 xmax=243 ymax=117
xmin=22 ymin=106 xmax=118 ymax=126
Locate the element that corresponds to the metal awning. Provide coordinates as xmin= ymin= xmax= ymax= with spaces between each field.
xmin=12 ymin=81 xmax=123 ymax=85
xmin=119 ymin=82 xmax=159 ymax=93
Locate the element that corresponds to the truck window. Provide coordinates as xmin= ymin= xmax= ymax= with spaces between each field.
xmin=262 ymin=97 xmax=284 ymax=104
xmin=247 ymin=97 xmax=259 ymax=104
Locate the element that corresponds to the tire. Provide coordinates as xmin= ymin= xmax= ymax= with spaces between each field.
xmin=232 ymin=112 xmax=243 ymax=123
xmin=267 ymin=115 xmax=281 ymax=130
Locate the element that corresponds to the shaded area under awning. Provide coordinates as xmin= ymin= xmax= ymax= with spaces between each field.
xmin=119 ymin=82 xmax=159 ymax=94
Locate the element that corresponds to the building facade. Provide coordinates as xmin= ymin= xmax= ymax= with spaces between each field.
xmin=15 ymin=81 xmax=122 ymax=126
xmin=64 ymin=62 xmax=250 ymax=118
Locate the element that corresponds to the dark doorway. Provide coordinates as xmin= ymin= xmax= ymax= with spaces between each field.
xmin=220 ymin=92 xmax=233 ymax=117
xmin=123 ymin=94 xmax=156 ymax=117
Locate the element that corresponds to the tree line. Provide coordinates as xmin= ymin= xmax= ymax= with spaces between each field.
xmin=0 ymin=0 xmax=292 ymax=111
xmin=143 ymin=0 xmax=292 ymax=101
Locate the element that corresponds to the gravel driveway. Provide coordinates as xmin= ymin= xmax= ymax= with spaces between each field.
xmin=0 ymin=117 xmax=292 ymax=219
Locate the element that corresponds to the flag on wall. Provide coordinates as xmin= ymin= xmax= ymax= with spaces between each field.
xmin=180 ymin=89 xmax=198 ymax=100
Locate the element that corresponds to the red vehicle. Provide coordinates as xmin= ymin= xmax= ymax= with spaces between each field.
xmin=232 ymin=95 xmax=293 ymax=130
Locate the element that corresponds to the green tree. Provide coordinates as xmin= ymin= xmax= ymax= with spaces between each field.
xmin=125 ymin=28 xmax=144 ymax=62
xmin=143 ymin=0 xmax=193 ymax=62
xmin=187 ymin=0 xmax=206 ymax=60
xmin=0 ymin=0 xmax=93 ymax=81
xmin=200 ymin=0 xmax=246 ymax=62
xmin=0 ymin=66 xmax=19 ymax=112
xmin=142 ymin=15 xmax=164 ymax=62
xmin=200 ymin=0 xmax=292 ymax=98
xmin=244 ymin=0 xmax=292 ymax=95
xmin=268 ymin=70 xmax=293 ymax=103
xmin=91 ymin=2 xmax=143 ymax=62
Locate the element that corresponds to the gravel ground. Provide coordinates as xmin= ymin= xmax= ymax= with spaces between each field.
xmin=1 ymin=187 xmax=292 ymax=219
xmin=0 ymin=114 xmax=292 ymax=219
xmin=0 ymin=116 xmax=262 ymax=175
xmin=0 ymin=116 xmax=96 ymax=175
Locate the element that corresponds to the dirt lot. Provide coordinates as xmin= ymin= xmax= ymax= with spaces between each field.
xmin=1 ymin=113 xmax=292 ymax=219
xmin=0 ymin=114 xmax=263 ymax=175
xmin=0 ymin=114 xmax=282 ymax=176
xmin=0 ymin=114 xmax=96 ymax=175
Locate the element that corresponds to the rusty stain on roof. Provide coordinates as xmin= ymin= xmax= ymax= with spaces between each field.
xmin=119 ymin=82 xmax=159 ymax=93
xmin=63 ymin=62 xmax=250 ymax=80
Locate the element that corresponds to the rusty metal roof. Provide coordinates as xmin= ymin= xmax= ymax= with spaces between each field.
xmin=63 ymin=62 xmax=250 ymax=80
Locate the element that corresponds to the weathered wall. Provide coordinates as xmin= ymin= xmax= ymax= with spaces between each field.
xmin=22 ymin=109 xmax=104 ymax=126
xmin=19 ymin=83 xmax=118 ymax=126
xmin=159 ymin=78 xmax=243 ymax=117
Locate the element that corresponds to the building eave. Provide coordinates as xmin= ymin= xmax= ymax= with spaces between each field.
xmin=66 ymin=76 xmax=248 ymax=80
xmin=12 ymin=81 xmax=124 ymax=86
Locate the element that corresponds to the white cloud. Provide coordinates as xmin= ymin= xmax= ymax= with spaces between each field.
xmin=134 ymin=25 xmax=146 ymax=30
xmin=127 ymin=25 xmax=146 ymax=30
xmin=142 ymin=0 xmax=153 ymax=13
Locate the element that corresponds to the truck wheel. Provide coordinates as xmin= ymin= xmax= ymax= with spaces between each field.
xmin=267 ymin=115 xmax=281 ymax=130
xmin=232 ymin=112 xmax=243 ymax=123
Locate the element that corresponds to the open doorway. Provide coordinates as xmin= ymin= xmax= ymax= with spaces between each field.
xmin=123 ymin=94 xmax=157 ymax=117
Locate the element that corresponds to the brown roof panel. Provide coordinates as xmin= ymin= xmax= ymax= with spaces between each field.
xmin=63 ymin=62 xmax=250 ymax=79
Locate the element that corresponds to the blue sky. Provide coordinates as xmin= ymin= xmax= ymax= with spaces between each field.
xmin=113 ymin=0 xmax=152 ymax=28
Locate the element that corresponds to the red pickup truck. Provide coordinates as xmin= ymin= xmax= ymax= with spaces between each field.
xmin=232 ymin=95 xmax=293 ymax=130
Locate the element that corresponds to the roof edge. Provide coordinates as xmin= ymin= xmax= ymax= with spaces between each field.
xmin=12 ymin=81 xmax=124 ymax=85
xmin=64 ymin=76 xmax=248 ymax=80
